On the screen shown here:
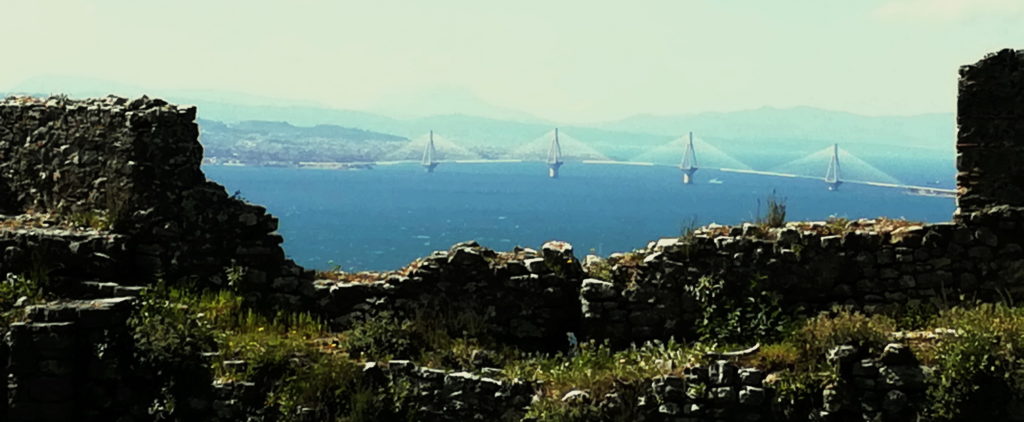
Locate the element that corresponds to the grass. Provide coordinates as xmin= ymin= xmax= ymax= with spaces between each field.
xmin=65 ymin=209 xmax=112 ymax=230
xmin=131 ymin=284 xmax=417 ymax=421
xmin=121 ymin=276 xmax=1024 ymax=421
xmin=506 ymin=339 xmax=702 ymax=421
xmin=787 ymin=311 xmax=896 ymax=363
xmin=132 ymin=285 xmax=708 ymax=420
xmin=584 ymin=258 xmax=613 ymax=281
xmin=736 ymin=304 xmax=1024 ymax=421
xmin=735 ymin=310 xmax=897 ymax=416
xmin=823 ymin=215 xmax=850 ymax=235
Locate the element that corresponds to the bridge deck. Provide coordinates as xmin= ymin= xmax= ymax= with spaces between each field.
xmin=283 ymin=159 xmax=955 ymax=197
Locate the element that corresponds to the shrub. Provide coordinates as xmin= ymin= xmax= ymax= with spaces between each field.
xmin=341 ymin=311 xmax=427 ymax=361
xmin=747 ymin=342 xmax=801 ymax=372
xmin=0 ymin=274 xmax=44 ymax=332
xmin=768 ymin=368 xmax=830 ymax=420
xmin=128 ymin=285 xmax=421 ymax=421
xmin=128 ymin=282 xmax=216 ymax=420
xmin=341 ymin=306 xmax=496 ymax=366
xmin=0 ymin=274 xmax=42 ymax=313
xmin=679 ymin=215 xmax=700 ymax=239
xmin=687 ymin=275 xmax=793 ymax=345
xmin=756 ymin=191 xmax=787 ymax=228
xmin=65 ymin=209 xmax=111 ymax=230
xmin=923 ymin=303 xmax=1024 ymax=420
xmin=823 ymin=215 xmax=850 ymax=235
xmin=750 ymin=311 xmax=895 ymax=419
xmin=788 ymin=311 xmax=895 ymax=362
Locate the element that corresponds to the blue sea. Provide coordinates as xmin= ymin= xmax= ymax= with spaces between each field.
xmin=204 ymin=163 xmax=956 ymax=271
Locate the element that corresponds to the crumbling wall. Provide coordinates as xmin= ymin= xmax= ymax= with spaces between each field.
xmin=309 ymin=210 xmax=1023 ymax=347
xmin=956 ymin=48 xmax=1024 ymax=215
xmin=313 ymin=240 xmax=585 ymax=350
xmin=0 ymin=95 xmax=305 ymax=302
xmin=575 ymin=210 xmax=1024 ymax=344
xmin=4 ymin=297 xmax=138 ymax=422
xmin=0 ymin=224 xmax=129 ymax=286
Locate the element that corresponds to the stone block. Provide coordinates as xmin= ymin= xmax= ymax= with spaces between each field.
xmin=708 ymin=360 xmax=738 ymax=386
xmin=580 ymin=278 xmax=617 ymax=300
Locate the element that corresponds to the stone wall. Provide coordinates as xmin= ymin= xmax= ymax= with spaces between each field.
xmin=369 ymin=361 xmax=534 ymax=422
xmin=0 ymin=222 xmax=129 ymax=286
xmin=4 ymin=297 xmax=138 ymax=422
xmin=956 ymin=48 xmax=1024 ymax=214
xmin=575 ymin=209 xmax=1024 ymax=344
xmin=307 ymin=210 xmax=1024 ymax=348
xmin=312 ymin=240 xmax=585 ymax=350
xmin=0 ymin=95 xmax=305 ymax=303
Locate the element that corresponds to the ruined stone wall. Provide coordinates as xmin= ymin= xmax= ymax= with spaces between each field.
xmin=310 ymin=209 xmax=1024 ymax=347
xmin=4 ymin=297 xmax=138 ymax=422
xmin=0 ymin=95 xmax=304 ymax=302
xmin=312 ymin=241 xmax=585 ymax=350
xmin=956 ymin=48 xmax=1024 ymax=214
xmin=0 ymin=224 xmax=129 ymax=286
xmin=576 ymin=209 xmax=1024 ymax=344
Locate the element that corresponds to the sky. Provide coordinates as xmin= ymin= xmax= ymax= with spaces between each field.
xmin=3 ymin=0 xmax=1023 ymax=123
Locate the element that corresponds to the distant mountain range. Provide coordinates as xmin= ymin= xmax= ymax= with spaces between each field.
xmin=197 ymin=119 xmax=409 ymax=165
xmin=2 ymin=77 xmax=956 ymax=185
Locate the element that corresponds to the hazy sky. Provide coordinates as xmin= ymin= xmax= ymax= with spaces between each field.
xmin=3 ymin=0 xmax=1022 ymax=122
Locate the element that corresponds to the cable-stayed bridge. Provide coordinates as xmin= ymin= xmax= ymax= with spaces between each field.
xmin=368 ymin=129 xmax=954 ymax=197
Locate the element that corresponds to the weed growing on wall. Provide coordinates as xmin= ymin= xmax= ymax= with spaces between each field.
xmin=823 ymin=215 xmax=850 ymax=235
xmin=585 ymin=258 xmax=614 ymax=281
xmin=65 ymin=209 xmax=112 ymax=230
xmin=752 ymin=191 xmax=787 ymax=228
xmin=687 ymin=275 xmax=793 ymax=345
xmin=0 ymin=274 xmax=43 ymax=329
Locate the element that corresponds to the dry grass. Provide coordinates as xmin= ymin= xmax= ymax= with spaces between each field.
xmin=315 ymin=270 xmax=391 ymax=283
xmin=0 ymin=211 xmax=110 ymax=232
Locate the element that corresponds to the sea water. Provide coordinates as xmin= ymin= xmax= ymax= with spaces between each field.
xmin=203 ymin=162 xmax=956 ymax=271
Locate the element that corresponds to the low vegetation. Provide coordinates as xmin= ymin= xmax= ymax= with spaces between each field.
xmin=129 ymin=284 xmax=415 ymax=421
xmin=64 ymin=209 xmax=113 ymax=230
xmin=920 ymin=303 xmax=1024 ymax=420
xmin=115 ymin=275 xmax=1024 ymax=421
xmin=509 ymin=339 xmax=702 ymax=421
xmin=687 ymin=275 xmax=793 ymax=345
xmin=756 ymin=191 xmax=787 ymax=228
xmin=0 ymin=274 xmax=45 ymax=327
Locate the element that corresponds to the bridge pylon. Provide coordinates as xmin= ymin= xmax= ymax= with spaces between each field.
xmin=679 ymin=132 xmax=698 ymax=184
xmin=547 ymin=128 xmax=564 ymax=178
xmin=422 ymin=130 xmax=439 ymax=173
xmin=825 ymin=143 xmax=841 ymax=190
